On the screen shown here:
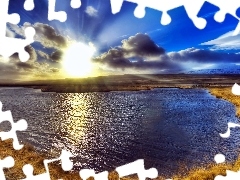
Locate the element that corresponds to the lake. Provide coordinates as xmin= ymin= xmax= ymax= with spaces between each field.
xmin=0 ymin=87 xmax=240 ymax=177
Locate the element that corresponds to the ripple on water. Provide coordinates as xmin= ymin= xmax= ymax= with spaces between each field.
xmin=0 ymin=87 xmax=240 ymax=176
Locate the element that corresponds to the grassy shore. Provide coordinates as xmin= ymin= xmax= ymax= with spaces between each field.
xmin=1 ymin=86 xmax=240 ymax=180
xmin=0 ymin=139 xmax=130 ymax=180
xmin=208 ymin=87 xmax=240 ymax=118
xmin=1 ymin=138 xmax=238 ymax=180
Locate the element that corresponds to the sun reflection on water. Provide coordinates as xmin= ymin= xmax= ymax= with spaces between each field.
xmin=53 ymin=93 xmax=97 ymax=145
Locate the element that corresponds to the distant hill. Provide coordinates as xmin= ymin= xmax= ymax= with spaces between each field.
xmin=187 ymin=64 xmax=240 ymax=74
xmin=187 ymin=68 xmax=240 ymax=74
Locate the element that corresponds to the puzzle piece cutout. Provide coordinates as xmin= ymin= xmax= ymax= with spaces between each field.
xmin=215 ymin=170 xmax=240 ymax=180
xmin=116 ymin=159 xmax=158 ymax=180
xmin=79 ymin=169 xmax=109 ymax=180
xmin=22 ymin=149 xmax=73 ymax=180
xmin=219 ymin=122 xmax=240 ymax=138
xmin=0 ymin=156 xmax=14 ymax=180
xmin=110 ymin=0 xmax=240 ymax=33
xmin=0 ymin=0 xmax=35 ymax=62
xmin=232 ymin=83 xmax=240 ymax=95
xmin=214 ymin=154 xmax=225 ymax=164
xmin=48 ymin=0 xmax=81 ymax=22
xmin=71 ymin=0 xmax=81 ymax=9
xmin=24 ymin=0 xmax=35 ymax=11
xmin=0 ymin=101 xmax=28 ymax=150
xmin=110 ymin=0 xmax=185 ymax=25
xmin=207 ymin=0 xmax=240 ymax=35
xmin=110 ymin=0 xmax=210 ymax=28
xmin=213 ymin=84 xmax=240 ymax=179
xmin=110 ymin=0 xmax=207 ymax=27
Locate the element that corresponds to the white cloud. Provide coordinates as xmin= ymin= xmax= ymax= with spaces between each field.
xmin=9 ymin=22 xmax=68 ymax=49
xmin=37 ymin=50 xmax=50 ymax=60
xmin=201 ymin=30 xmax=240 ymax=50
xmin=85 ymin=6 xmax=98 ymax=17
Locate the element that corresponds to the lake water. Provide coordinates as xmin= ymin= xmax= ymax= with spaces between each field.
xmin=0 ymin=87 xmax=240 ymax=177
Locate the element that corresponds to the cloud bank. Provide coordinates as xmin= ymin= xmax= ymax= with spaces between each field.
xmin=93 ymin=33 xmax=240 ymax=73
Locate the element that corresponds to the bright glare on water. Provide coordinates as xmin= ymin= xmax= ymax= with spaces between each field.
xmin=0 ymin=87 xmax=240 ymax=176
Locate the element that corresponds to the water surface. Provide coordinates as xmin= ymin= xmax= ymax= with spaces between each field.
xmin=0 ymin=87 xmax=240 ymax=176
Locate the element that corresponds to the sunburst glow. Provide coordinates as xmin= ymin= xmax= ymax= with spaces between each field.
xmin=62 ymin=42 xmax=96 ymax=77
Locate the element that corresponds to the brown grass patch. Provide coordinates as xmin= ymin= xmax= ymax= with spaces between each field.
xmin=1 ymin=138 xmax=240 ymax=180
xmin=208 ymin=87 xmax=240 ymax=118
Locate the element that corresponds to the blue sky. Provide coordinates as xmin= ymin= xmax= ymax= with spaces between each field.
xmin=3 ymin=0 xmax=240 ymax=81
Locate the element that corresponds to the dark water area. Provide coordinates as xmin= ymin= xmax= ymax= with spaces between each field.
xmin=0 ymin=87 xmax=240 ymax=177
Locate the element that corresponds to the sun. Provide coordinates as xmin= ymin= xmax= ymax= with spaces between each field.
xmin=62 ymin=42 xmax=96 ymax=77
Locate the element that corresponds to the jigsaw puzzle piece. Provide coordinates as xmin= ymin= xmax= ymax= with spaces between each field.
xmin=207 ymin=0 xmax=240 ymax=22
xmin=214 ymin=154 xmax=225 ymax=164
xmin=110 ymin=0 xmax=240 ymax=34
xmin=0 ymin=156 xmax=14 ymax=180
xmin=183 ymin=0 xmax=207 ymax=29
xmin=58 ymin=149 xmax=74 ymax=171
xmin=215 ymin=170 xmax=240 ymax=180
xmin=110 ymin=0 xmax=124 ymax=14
xmin=24 ymin=0 xmax=35 ymax=11
xmin=0 ymin=101 xmax=28 ymax=150
xmin=132 ymin=0 xmax=184 ymax=25
xmin=0 ymin=118 xmax=28 ymax=150
xmin=110 ymin=0 xmax=185 ymax=25
xmin=207 ymin=0 xmax=240 ymax=35
xmin=22 ymin=150 xmax=73 ymax=180
xmin=70 ymin=0 xmax=81 ymax=9
xmin=48 ymin=0 xmax=67 ymax=22
xmin=48 ymin=0 xmax=81 ymax=22
xmin=0 ymin=27 xmax=35 ymax=62
xmin=22 ymin=164 xmax=50 ymax=180
xmin=129 ymin=0 xmax=176 ymax=23
xmin=0 ymin=0 xmax=36 ymax=61
xmin=116 ymin=159 xmax=158 ymax=180
xmin=219 ymin=122 xmax=240 ymax=138
xmin=232 ymin=83 xmax=240 ymax=95
xmin=79 ymin=169 xmax=108 ymax=180
xmin=0 ymin=0 xmax=19 ymax=37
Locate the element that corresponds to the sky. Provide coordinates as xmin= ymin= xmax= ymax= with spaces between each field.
xmin=2 ymin=0 xmax=240 ymax=81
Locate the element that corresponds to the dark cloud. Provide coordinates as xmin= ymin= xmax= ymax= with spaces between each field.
xmin=9 ymin=23 xmax=67 ymax=49
xmin=15 ymin=62 xmax=34 ymax=70
xmin=93 ymin=33 xmax=169 ymax=68
xmin=168 ymin=48 xmax=240 ymax=63
xmin=93 ymin=34 xmax=176 ymax=71
xmin=50 ymin=50 xmax=63 ymax=62
xmin=94 ymin=52 xmax=177 ymax=70
xmin=93 ymin=34 xmax=240 ymax=73
xmin=33 ymin=23 xmax=67 ymax=49
xmin=122 ymin=33 xmax=165 ymax=57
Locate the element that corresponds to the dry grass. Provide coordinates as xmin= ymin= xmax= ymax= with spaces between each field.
xmin=0 ymin=139 xmax=138 ymax=180
xmin=1 ymin=86 xmax=240 ymax=179
xmin=208 ymin=87 xmax=240 ymax=117
xmin=0 ymin=139 xmax=81 ymax=179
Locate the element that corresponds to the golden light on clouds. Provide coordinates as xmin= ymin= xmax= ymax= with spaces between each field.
xmin=62 ymin=42 xmax=96 ymax=77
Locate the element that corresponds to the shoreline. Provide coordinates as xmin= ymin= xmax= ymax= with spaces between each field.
xmin=208 ymin=87 xmax=240 ymax=118
xmin=1 ymin=74 xmax=240 ymax=93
